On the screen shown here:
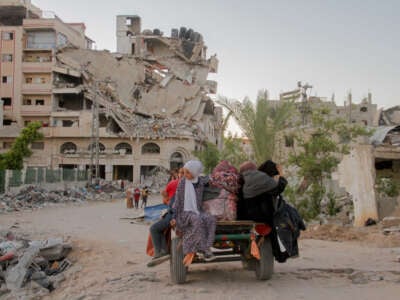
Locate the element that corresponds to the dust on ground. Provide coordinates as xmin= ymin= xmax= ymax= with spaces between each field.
xmin=1 ymin=196 xmax=399 ymax=300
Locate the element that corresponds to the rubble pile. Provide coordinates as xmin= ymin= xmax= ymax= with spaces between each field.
xmin=0 ymin=233 xmax=72 ymax=299
xmin=320 ymin=193 xmax=354 ymax=225
xmin=54 ymin=35 xmax=221 ymax=141
xmin=141 ymin=167 xmax=170 ymax=193
xmin=0 ymin=186 xmax=113 ymax=214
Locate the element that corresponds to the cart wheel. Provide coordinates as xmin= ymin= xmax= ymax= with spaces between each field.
xmin=170 ymin=237 xmax=187 ymax=284
xmin=255 ymin=236 xmax=274 ymax=280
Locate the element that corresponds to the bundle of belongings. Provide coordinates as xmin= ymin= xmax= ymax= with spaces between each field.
xmin=239 ymin=160 xmax=306 ymax=262
xmin=202 ymin=160 xmax=306 ymax=263
xmin=202 ymin=160 xmax=240 ymax=221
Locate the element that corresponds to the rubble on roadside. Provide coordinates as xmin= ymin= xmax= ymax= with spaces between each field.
xmin=0 ymin=232 xmax=73 ymax=299
xmin=0 ymin=185 xmax=114 ymax=214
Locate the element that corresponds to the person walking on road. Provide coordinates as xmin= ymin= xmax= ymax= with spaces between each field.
xmin=141 ymin=186 xmax=149 ymax=208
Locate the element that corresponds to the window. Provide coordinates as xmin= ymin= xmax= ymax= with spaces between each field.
xmin=142 ymin=142 xmax=160 ymax=154
xmin=60 ymin=142 xmax=77 ymax=154
xmin=2 ymin=76 xmax=13 ymax=84
xmin=360 ymin=107 xmax=368 ymax=112
xmin=23 ymin=99 xmax=32 ymax=105
xmin=40 ymin=77 xmax=46 ymax=84
xmin=31 ymin=142 xmax=44 ymax=150
xmin=35 ymin=99 xmax=44 ymax=105
xmin=24 ymin=120 xmax=31 ymax=126
xmin=62 ymin=120 xmax=74 ymax=127
xmin=3 ymin=142 xmax=13 ymax=149
xmin=2 ymin=32 xmax=13 ymax=40
xmin=284 ymin=135 xmax=294 ymax=147
xmin=1 ymin=98 xmax=12 ymax=106
xmin=115 ymin=143 xmax=132 ymax=155
xmin=3 ymin=120 xmax=12 ymax=126
xmin=26 ymin=77 xmax=33 ymax=84
xmin=2 ymin=54 xmax=13 ymax=62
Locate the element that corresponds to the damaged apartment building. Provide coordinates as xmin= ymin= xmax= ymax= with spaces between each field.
xmin=0 ymin=1 xmax=222 ymax=183
xmin=273 ymin=85 xmax=400 ymax=226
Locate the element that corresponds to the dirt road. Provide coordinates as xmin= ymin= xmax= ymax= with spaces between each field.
xmin=1 ymin=198 xmax=399 ymax=300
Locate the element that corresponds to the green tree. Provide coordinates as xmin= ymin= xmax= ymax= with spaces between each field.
xmin=220 ymin=134 xmax=249 ymax=168
xmin=288 ymin=108 xmax=372 ymax=219
xmin=193 ymin=142 xmax=220 ymax=174
xmin=217 ymin=90 xmax=295 ymax=164
xmin=0 ymin=122 xmax=44 ymax=170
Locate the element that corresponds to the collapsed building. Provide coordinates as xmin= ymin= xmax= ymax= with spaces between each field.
xmin=0 ymin=1 xmax=222 ymax=183
xmin=273 ymin=85 xmax=400 ymax=226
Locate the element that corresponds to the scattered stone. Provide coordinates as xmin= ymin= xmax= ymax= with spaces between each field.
xmin=349 ymin=272 xmax=369 ymax=284
xmin=382 ymin=217 xmax=400 ymax=229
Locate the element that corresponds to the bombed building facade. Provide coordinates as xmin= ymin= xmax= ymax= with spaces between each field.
xmin=0 ymin=1 xmax=222 ymax=183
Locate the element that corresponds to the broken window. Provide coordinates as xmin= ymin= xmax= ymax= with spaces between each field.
xmin=2 ymin=98 xmax=12 ymax=106
xmin=57 ymin=33 xmax=68 ymax=47
xmin=26 ymin=31 xmax=56 ymax=49
xmin=62 ymin=120 xmax=74 ymax=127
xmin=142 ymin=142 xmax=160 ymax=154
xmin=2 ymin=54 xmax=13 ymax=62
xmin=115 ymin=143 xmax=132 ymax=155
xmin=170 ymin=152 xmax=184 ymax=170
xmin=60 ymin=142 xmax=77 ymax=154
xmin=2 ymin=76 xmax=12 ymax=84
xmin=2 ymin=32 xmax=14 ymax=40
xmin=284 ymin=135 xmax=294 ymax=147
xmin=3 ymin=142 xmax=13 ymax=149
xmin=31 ymin=142 xmax=44 ymax=150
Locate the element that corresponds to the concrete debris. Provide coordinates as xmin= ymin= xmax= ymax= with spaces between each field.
xmin=319 ymin=193 xmax=354 ymax=225
xmin=0 ymin=233 xmax=73 ymax=298
xmin=54 ymin=30 xmax=221 ymax=142
xmin=379 ymin=106 xmax=400 ymax=126
xmin=141 ymin=166 xmax=170 ymax=193
xmin=381 ymin=216 xmax=400 ymax=228
xmin=0 ymin=185 xmax=117 ymax=214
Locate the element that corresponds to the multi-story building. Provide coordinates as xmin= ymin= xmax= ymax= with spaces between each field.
xmin=0 ymin=2 xmax=222 ymax=183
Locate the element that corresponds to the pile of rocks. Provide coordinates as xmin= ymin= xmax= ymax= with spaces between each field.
xmin=320 ymin=193 xmax=354 ymax=225
xmin=0 ymin=186 xmax=89 ymax=213
xmin=0 ymin=232 xmax=72 ymax=299
xmin=0 ymin=185 xmax=116 ymax=214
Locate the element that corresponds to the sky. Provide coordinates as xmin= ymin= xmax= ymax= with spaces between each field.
xmin=33 ymin=0 xmax=400 ymax=109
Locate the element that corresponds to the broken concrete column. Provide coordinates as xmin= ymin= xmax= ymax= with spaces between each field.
xmin=334 ymin=145 xmax=379 ymax=226
xmin=5 ymin=245 xmax=40 ymax=290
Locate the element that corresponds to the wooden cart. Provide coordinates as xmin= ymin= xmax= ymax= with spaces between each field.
xmin=170 ymin=221 xmax=274 ymax=284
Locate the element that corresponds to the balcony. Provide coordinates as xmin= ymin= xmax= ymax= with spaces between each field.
xmin=22 ymin=83 xmax=52 ymax=94
xmin=22 ymin=61 xmax=53 ymax=73
xmin=53 ymin=85 xmax=83 ymax=94
xmin=20 ymin=105 xmax=52 ymax=116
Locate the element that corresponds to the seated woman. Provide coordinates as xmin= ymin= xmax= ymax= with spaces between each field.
xmin=171 ymin=160 xmax=216 ymax=266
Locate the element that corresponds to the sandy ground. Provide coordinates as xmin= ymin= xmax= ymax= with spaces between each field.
xmin=1 ymin=196 xmax=400 ymax=300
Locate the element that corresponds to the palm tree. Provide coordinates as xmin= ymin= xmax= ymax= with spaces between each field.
xmin=217 ymin=90 xmax=295 ymax=164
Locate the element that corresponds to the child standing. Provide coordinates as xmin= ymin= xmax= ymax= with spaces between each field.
xmin=133 ymin=187 xmax=141 ymax=209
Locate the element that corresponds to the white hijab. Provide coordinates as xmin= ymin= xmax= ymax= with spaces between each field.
xmin=183 ymin=160 xmax=203 ymax=215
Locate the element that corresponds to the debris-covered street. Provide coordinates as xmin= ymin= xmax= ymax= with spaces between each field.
xmin=1 ymin=197 xmax=399 ymax=300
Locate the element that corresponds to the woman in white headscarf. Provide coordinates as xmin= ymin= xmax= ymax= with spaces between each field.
xmin=171 ymin=160 xmax=216 ymax=266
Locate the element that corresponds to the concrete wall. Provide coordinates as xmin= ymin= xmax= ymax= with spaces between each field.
xmin=333 ymin=144 xmax=379 ymax=226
